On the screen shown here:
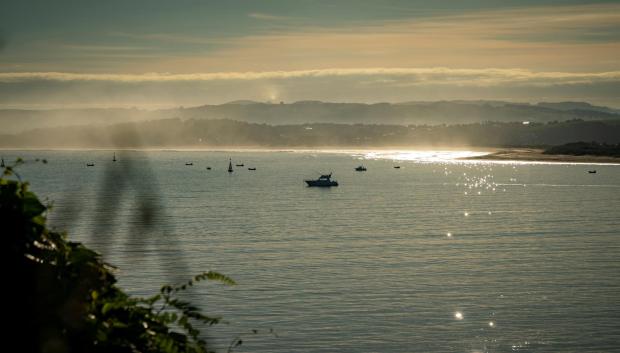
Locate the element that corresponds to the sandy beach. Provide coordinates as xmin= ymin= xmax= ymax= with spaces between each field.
xmin=466 ymin=148 xmax=620 ymax=164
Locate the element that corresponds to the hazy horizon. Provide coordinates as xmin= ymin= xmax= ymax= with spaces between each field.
xmin=2 ymin=97 xmax=620 ymax=111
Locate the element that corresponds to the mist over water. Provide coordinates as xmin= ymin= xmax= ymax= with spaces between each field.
xmin=9 ymin=150 xmax=620 ymax=353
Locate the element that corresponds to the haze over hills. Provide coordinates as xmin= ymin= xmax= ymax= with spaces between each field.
xmin=2 ymin=118 xmax=619 ymax=149
xmin=1 ymin=100 xmax=619 ymax=134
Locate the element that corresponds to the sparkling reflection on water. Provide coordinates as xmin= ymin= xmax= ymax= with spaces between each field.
xmin=8 ymin=150 xmax=620 ymax=353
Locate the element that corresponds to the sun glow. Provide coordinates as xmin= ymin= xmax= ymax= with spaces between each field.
xmin=363 ymin=150 xmax=490 ymax=162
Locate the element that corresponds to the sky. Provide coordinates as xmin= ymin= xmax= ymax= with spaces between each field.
xmin=0 ymin=0 xmax=619 ymax=108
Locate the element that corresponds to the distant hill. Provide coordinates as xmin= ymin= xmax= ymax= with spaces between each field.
xmin=1 ymin=100 xmax=619 ymax=134
xmin=536 ymin=102 xmax=620 ymax=115
xmin=1 ymin=118 xmax=618 ymax=149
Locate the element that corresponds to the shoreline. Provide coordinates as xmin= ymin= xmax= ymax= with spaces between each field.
xmin=2 ymin=146 xmax=620 ymax=165
xmin=464 ymin=148 xmax=620 ymax=164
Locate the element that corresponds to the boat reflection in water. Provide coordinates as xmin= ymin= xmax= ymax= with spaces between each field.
xmin=305 ymin=173 xmax=338 ymax=187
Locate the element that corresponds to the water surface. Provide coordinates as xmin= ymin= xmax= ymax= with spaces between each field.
xmin=6 ymin=150 xmax=620 ymax=353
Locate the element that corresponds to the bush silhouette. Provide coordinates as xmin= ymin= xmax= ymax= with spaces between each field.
xmin=3 ymin=160 xmax=234 ymax=353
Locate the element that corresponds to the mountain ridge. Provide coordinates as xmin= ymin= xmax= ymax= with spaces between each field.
xmin=1 ymin=100 xmax=619 ymax=134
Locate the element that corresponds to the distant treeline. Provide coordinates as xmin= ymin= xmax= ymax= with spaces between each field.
xmin=544 ymin=142 xmax=620 ymax=157
xmin=1 ymin=118 xmax=619 ymax=148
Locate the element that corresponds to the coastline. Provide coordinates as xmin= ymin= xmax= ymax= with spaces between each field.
xmin=465 ymin=148 xmax=620 ymax=164
xmin=2 ymin=146 xmax=620 ymax=165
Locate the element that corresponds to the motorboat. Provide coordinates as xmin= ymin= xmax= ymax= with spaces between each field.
xmin=206 ymin=167 xmax=212 ymax=170
xmin=305 ymin=173 xmax=338 ymax=187
xmin=185 ymin=162 xmax=193 ymax=166
xmin=248 ymin=167 xmax=256 ymax=171
xmin=588 ymin=170 xmax=597 ymax=174
xmin=355 ymin=165 xmax=367 ymax=171
xmin=393 ymin=166 xmax=401 ymax=169
xmin=236 ymin=163 xmax=244 ymax=167
xmin=86 ymin=163 xmax=95 ymax=167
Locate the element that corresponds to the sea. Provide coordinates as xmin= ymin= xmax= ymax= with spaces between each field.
xmin=5 ymin=149 xmax=620 ymax=353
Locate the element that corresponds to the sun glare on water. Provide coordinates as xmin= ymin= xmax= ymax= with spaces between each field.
xmin=363 ymin=150 xmax=490 ymax=162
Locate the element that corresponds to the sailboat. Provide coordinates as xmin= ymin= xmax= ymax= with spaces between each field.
xmin=113 ymin=152 xmax=117 ymax=162
xmin=228 ymin=158 xmax=234 ymax=173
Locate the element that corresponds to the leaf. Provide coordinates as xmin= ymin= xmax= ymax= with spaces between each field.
xmin=196 ymin=271 xmax=236 ymax=286
xmin=22 ymin=193 xmax=46 ymax=217
xmin=102 ymin=303 xmax=114 ymax=315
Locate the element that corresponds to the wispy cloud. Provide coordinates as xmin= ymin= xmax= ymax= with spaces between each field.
xmin=109 ymin=31 xmax=224 ymax=45
xmin=248 ymin=12 xmax=292 ymax=21
xmin=60 ymin=44 xmax=154 ymax=52
xmin=1 ymin=68 xmax=619 ymax=87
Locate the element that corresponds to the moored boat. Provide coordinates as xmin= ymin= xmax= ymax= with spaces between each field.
xmin=305 ymin=173 xmax=338 ymax=187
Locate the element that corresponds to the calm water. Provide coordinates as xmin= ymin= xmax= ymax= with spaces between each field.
xmin=6 ymin=150 xmax=620 ymax=353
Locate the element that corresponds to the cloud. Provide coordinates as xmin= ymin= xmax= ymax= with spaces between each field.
xmin=248 ymin=12 xmax=292 ymax=21
xmin=109 ymin=31 xmax=224 ymax=45
xmin=1 ymin=68 xmax=619 ymax=87
xmin=83 ymin=3 xmax=617 ymax=76
xmin=3 ymin=3 xmax=619 ymax=74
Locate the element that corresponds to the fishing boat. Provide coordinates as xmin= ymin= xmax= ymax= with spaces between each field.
xmin=355 ymin=165 xmax=367 ymax=171
xmin=228 ymin=158 xmax=234 ymax=173
xmin=305 ymin=173 xmax=338 ymax=187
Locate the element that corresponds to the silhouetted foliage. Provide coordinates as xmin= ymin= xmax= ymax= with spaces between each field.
xmin=2 ymin=159 xmax=234 ymax=353
xmin=543 ymin=142 xmax=620 ymax=157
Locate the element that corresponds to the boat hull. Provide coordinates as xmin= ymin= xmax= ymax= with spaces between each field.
xmin=305 ymin=180 xmax=338 ymax=187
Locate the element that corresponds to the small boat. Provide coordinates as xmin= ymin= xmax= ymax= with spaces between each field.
xmin=185 ymin=162 xmax=193 ymax=166
xmin=228 ymin=158 xmax=233 ymax=173
xmin=588 ymin=170 xmax=597 ymax=174
xmin=1 ymin=158 xmax=4 ymax=168
xmin=248 ymin=167 xmax=256 ymax=171
xmin=112 ymin=152 xmax=117 ymax=162
xmin=206 ymin=167 xmax=212 ymax=170
xmin=86 ymin=163 xmax=95 ymax=167
xmin=355 ymin=165 xmax=367 ymax=171
xmin=236 ymin=163 xmax=244 ymax=167
xmin=394 ymin=166 xmax=401 ymax=169
xmin=305 ymin=173 xmax=338 ymax=187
